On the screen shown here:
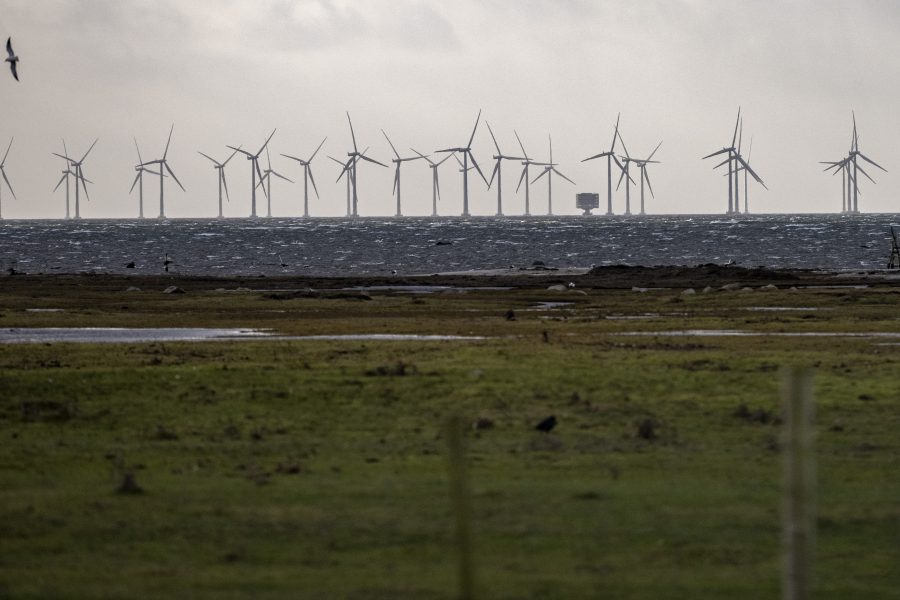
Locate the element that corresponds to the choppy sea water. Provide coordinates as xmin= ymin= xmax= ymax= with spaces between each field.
xmin=0 ymin=215 xmax=897 ymax=276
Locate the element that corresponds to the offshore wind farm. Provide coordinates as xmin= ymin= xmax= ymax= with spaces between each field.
xmin=4 ymin=4 xmax=900 ymax=600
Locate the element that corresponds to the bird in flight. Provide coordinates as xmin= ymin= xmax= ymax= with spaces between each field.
xmin=5 ymin=38 xmax=18 ymax=81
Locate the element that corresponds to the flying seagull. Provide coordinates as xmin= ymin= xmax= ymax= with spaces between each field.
xmin=5 ymin=38 xmax=18 ymax=81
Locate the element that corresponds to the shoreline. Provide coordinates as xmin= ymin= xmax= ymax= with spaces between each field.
xmin=4 ymin=263 xmax=900 ymax=291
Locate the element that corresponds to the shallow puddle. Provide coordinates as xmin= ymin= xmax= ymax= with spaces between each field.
xmin=0 ymin=327 xmax=274 ymax=344
xmin=288 ymin=334 xmax=486 ymax=341
xmin=615 ymin=330 xmax=900 ymax=338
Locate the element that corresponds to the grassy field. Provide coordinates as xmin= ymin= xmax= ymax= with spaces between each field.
xmin=1 ymin=275 xmax=899 ymax=598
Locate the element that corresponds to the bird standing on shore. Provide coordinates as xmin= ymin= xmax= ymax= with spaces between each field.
xmin=5 ymin=38 xmax=19 ymax=81
xmin=535 ymin=415 xmax=557 ymax=433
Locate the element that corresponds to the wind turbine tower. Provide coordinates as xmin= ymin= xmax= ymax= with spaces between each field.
xmin=228 ymin=129 xmax=276 ymax=218
xmin=53 ymin=139 xmax=97 ymax=219
xmin=514 ymin=131 xmax=546 ymax=216
xmin=0 ymin=138 xmax=15 ymax=219
xmin=532 ymin=134 xmax=575 ymax=216
xmin=437 ymin=110 xmax=488 ymax=217
xmin=140 ymin=125 xmax=185 ymax=219
xmin=198 ymin=147 xmax=240 ymax=218
xmin=583 ymin=114 xmax=625 ymax=216
xmin=257 ymin=148 xmax=294 ymax=217
xmin=282 ymin=137 xmax=326 ymax=218
xmin=382 ymin=130 xmax=424 ymax=217
xmin=342 ymin=114 xmax=387 ymax=217
xmin=485 ymin=122 xmax=524 ymax=216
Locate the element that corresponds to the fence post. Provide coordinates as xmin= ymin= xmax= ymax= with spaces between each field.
xmin=782 ymin=368 xmax=816 ymax=600
xmin=446 ymin=415 xmax=475 ymax=600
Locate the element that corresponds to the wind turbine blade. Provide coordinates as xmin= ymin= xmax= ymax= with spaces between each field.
xmin=731 ymin=107 xmax=741 ymax=147
xmin=227 ymin=146 xmax=254 ymax=158
xmin=0 ymin=138 xmax=12 ymax=167
xmin=616 ymin=166 xmax=626 ymax=190
xmin=255 ymin=159 xmax=265 ymax=184
xmin=610 ymin=113 xmax=620 ymax=152
xmin=435 ymin=170 xmax=441 ymax=199
xmin=308 ymin=137 xmax=327 ymax=162
xmin=612 ymin=155 xmax=626 ymax=172
xmin=852 ymin=110 xmax=858 ymax=152
xmin=222 ymin=171 xmax=230 ymax=201
xmin=468 ymin=151 xmax=488 ymax=185
xmin=62 ymin=139 xmax=69 ymax=160
xmin=514 ymin=130 xmax=528 ymax=159
xmin=52 ymin=152 xmax=73 ymax=163
xmin=223 ymin=147 xmax=241 ymax=165
xmin=0 ymin=169 xmax=18 ymax=200
xmin=746 ymin=136 xmax=753 ymax=161
xmin=347 ymin=112 xmax=358 ymax=153
xmin=466 ymin=109 xmax=482 ymax=149
xmin=134 ymin=137 xmax=144 ymax=165
xmin=617 ymin=130 xmax=630 ymax=158
xmin=382 ymin=130 xmax=401 ymax=160
xmin=554 ymin=168 xmax=575 ymax=185
xmin=453 ymin=153 xmax=464 ymax=168
xmin=163 ymin=124 xmax=174 ymax=159
xmin=857 ymin=152 xmax=887 ymax=172
xmin=549 ymin=133 xmax=553 ymax=164
xmin=646 ymin=140 xmax=663 ymax=162
xmin=308 ymin=167 xmax=320 ymax=198
xmin=488 ymin=160 xmax=499 ymax=188
xmin=855 ymin=162 xmax=877 ymax=185
xmin=80 ymin=171 xmax=90 ymax=201
xmin=436 ymin=152 xmax=454 ymax=166
xmin=582 ymin=152 xmax=606 ymax=162
xmin=53 ymin=173 xmax=68 ymax=193
xmin=516 ymin=167 xmax=527 ymax=192
xmin=271 ymin=170 xmax=293 ymax=183
xmin=80 ymin=139 xmax=99 ymax=163
xmin=737 ymin=116 xmax=743 ymax=154
xmin=359 ymin=155 xmax=389 ymax=168
xmin=411 ymin=148 xmax=435 ymax=165
xmin=486 ymin=121 xmax=501 ymax=154
xmin=702 ymin=148 xmax=731 ymax=160
xmin=198 ymin=151 xmax=219 ymax=165
xmin=532 ymin=168 xmax=549 ymax=184
xmin=165 ymin=163 xmax=186 ymax=191
xmin=644 ymin=168 xmax=655 ymax=198
xmin=265 ymin=146 xmax=272 ymax=171
xmin=129 ymin=172 xmax=141 ymax=193
xmin=736 ymin=156 xmax=767 ymax=189
xmin=258 ymin=129 xmax=277 ymax=156
xmin=392 ymin=167 xmax=399 ymax=194
xmin=281 ymin=153 xmax=306 ymax=164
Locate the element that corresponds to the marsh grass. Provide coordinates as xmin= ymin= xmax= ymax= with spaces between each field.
xmin=0 ymin=278 xmax=898 ymax=598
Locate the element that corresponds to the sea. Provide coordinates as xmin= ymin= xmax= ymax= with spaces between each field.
xmin=0 ymin=214 xmax=897 ymax=277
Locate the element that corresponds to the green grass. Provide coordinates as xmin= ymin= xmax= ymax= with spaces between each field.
xmin=0 ymin=278 xmax=899 ymax=598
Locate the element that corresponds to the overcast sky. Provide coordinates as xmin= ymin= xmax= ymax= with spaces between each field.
xmin=2 ymin=0 xmax=900 ymax=218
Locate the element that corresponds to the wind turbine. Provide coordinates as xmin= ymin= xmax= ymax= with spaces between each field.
xmin=256 ymin=147 xmax=294 ymax=218
xmin=532 ymin=134 xmax=575 ymax=216
xmin=281 ymin=137 xmax=326 ymax=218
xmin=614 ymin=131 xmax=639 ymax=215
xmin=53 ymin=139 xmax=97 ymax=220
xmin=130 ymin=138 xmax=163 ymax=219
xmin=382 ymin=130 xmax=425 ymax=217
xmin=140 ymin=125 xmax=185 ymax=219
xmin=437 ymin=110 xmax=488 ymax=217
xmin=412 ymin=149 xmax=452 ymax=217
xmin=329 ymin=155 xmax=353 ymax=216
xmin=628 ymin=141 xmax=662 ymax=216
xmin=514 ymin=131 xmax=547 ymax=216
xmin=583 ymin=114 xmax=625 ymax=216
xmin=485 ymin=122 xmax=524 ymax=216
xmin=228 ymin=129 xmax=276 ymax=218
xmin=0 ymin=138 xmax=15 ymax=219
xmin=198 ymin=147 xmax=240 ymax=218
xmin=710 ymin=113 xmax=767 ymax=211
xmin=702 ymin=109 xmax=743 ymax=214
xmin=52 ymin=141 xmax=76 ymax=219
xmin=821 ymin=156 xmax=856 ymax=214
xmin=342 ymin=114 xmax=387 ymax=217
xmin=843 ymin=113 xmax=886 ymax=214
